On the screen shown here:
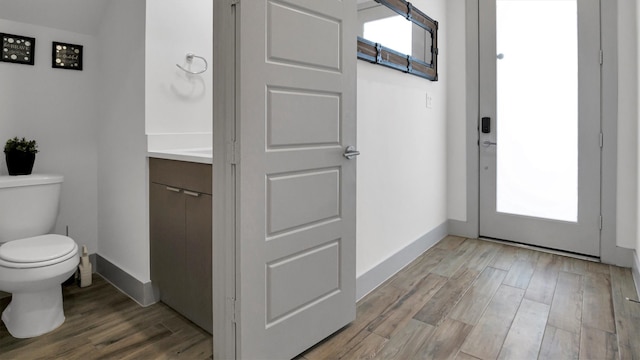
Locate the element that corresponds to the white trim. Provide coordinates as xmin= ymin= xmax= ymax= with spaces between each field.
xmin=448 ymin=219 xmax=478 ymax=239
xmin=464 ymin=0 xmax=480 ymax=237
xmin=213 ymin=1 xmax=238 ymax=359
xmin=356 ymin=222 xmax=448 ymax=300
xmin=633 ymin=250 xmax=640 ymax=299
xmin=599 ymin=0 xmax=620 ymax=266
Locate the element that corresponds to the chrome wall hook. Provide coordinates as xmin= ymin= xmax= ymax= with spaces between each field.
xmin=176 ymin=53 xmax=208 ymax=75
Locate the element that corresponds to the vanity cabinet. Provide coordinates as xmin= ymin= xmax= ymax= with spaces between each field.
xmin=149 ymin=158 xmax=212 ymax=333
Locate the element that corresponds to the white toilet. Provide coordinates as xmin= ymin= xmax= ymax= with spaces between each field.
xmin=0 ymin=174 xmax=79 ymax=338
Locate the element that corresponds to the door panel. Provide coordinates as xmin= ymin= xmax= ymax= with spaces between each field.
xmin=479 ymin=0 xmax=601 ymax=256
xmin=236 ymin=0 xmax=357 ymax=358
xmin=267 ymin=88 xmax=341 ymax=148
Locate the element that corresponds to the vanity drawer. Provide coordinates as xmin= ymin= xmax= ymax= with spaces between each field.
xmin=149 ymin=158 xmax=212 ymax=194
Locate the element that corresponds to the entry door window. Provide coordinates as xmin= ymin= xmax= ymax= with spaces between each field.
xmin=496 ymin=0 xmax=578 ymax=222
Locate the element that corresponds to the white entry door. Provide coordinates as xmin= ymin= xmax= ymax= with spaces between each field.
xmin=234 ymin=1 xmax=357 ymax=359
xmin=479 ymin=0 xmax=602 ymax=256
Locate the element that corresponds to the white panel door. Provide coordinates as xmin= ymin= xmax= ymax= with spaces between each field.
xmin=479 ymin=0 xmax=601 ymax=256
xmin=235 ymin=0 xmax=357 ymax=358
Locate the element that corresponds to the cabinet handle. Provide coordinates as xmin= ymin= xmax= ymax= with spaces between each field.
xmin=184 ymin=190 xmax=200 ymax=197
xmin=166 ymin=186 xmax=181 ymax=193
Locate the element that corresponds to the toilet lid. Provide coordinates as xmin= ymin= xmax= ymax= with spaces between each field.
xmin=0 ymin=235 xmax=76 ymax=263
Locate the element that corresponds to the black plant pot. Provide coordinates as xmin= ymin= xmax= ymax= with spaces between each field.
xmin=5 ymin=151 xmax=36 ymax=175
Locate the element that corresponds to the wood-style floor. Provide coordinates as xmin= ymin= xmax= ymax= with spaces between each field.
xmin=0 ymin=275 xmax=213 ymax=359
xmin=299 ymin=236 xmax=640 ymax=360
xmin=1 ymin=237 xmax=638 ymax=359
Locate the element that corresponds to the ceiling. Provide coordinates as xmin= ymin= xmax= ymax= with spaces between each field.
xmin=0 ymin=0 xmax=109 ymax=36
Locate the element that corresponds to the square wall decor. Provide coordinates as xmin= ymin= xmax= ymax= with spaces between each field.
xmin=52 ymin=41 xmax=83 ymax=70
xmin=1 ymin=33 xmax=35 ymax=65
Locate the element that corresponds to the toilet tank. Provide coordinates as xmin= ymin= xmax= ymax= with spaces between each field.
xmin=0 ymin=174 xmax=64 ymax=242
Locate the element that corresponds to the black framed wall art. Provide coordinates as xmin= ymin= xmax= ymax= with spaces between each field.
xmin=52 ymin=41 xmax=83 ymax=70
xmin=1 ymin=33 xmax=35 ymax=65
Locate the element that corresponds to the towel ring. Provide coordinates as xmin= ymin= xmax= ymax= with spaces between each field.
xmin=176 ymin=53 xmax=208 ymax=75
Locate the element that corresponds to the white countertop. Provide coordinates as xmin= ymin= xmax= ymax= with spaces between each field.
xmin=147 ymin=148 xmax=212 ymax=164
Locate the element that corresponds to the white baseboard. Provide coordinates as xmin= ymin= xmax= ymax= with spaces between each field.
xmin=448 ymin=219 xmax=478 ymax=239
xmin=355 ymin=222 xmax=448 ymax=301
xmin=96 ymin=254 xmax=158 ymax=307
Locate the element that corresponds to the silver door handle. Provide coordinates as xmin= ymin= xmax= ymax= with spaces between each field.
xmin=482 ymin=141 xmax=497 ymax=147
xmin=343 ymin=146 xmax=360 ymax=160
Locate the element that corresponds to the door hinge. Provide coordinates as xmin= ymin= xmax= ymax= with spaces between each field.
xmin=599 ymin=50 xmax=603 ymax=65
xmin=599 ymin=215 xmax=603 ymax=230
xmin=232 ymin=299 xmax=239 ymax=323
xmin=227 ymin=297 xmax=238 ymax=323
xmin=228 ymin=141 xmax=239 ymax=165
xmin=599 ymin=132 xmax=603 ymax=148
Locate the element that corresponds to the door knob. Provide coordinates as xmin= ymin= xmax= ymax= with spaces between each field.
xmin=343 ymin=146 xmax=360 ymax=160
xmin=482 ymin=140 xmax=497 ymax=147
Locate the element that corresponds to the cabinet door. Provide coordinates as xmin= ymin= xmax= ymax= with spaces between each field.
xmin=185 ymin=191 xmax=213 ymax=333
xmin=150 ymin=183 xmax=187 ymax=313
xmin=185 ymin=192 xmax=213 ymax=333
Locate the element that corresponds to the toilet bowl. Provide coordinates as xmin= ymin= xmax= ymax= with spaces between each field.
xmin=0 ymin=174 xmax=79 ymax=338
xmin=0 ymin=234 xmax=79 ymax=338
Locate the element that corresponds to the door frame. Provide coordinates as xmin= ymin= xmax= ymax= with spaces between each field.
xmin=449 ymin=0 xmax=628 ymax=266
xmin=213 ymin=0 xmax=238 ymax=358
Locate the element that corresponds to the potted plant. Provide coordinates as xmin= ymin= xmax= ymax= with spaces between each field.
xmin=4 ymin=137 xmax=38 ymax=175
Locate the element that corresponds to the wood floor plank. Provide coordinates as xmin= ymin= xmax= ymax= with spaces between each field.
xmin=587 ymin=262 xmax=611 ymax=275
xmin=302 ymin=284 xmax=405 ymax=360
xmin=414 ymin=318 xmax=473 ymax=360
xmin=375 ymin=319 xmax=435 ymax=360
xmin=455 ymin=352 xmax=482 ymax=360
xmin=547 ymin=271 xmax=583 ymax=334
xmin=609 ymin=265 xmax=640 ymax=360
xmin=524 ymin=253 xmax=560 ymax=305
xmin=489 ymin=245 xmax=517 ymax=271
xmin=497 ymin=298 xmax=550 ymax=360
xmin=502 ymin=257 xmax=536 ymax=289
xmin=338 ymin=331 xmax=388 ymax=359
xmin=430 ymin=240 xmax=479 ymax=278
xmin=460 ymin=285 xmax=525 ymax=360
xmin=413 ymin=267 xmax=480 ymax=326
xmin=582 ymin=272 xmax=616 ymax=333
xmin=538 ymin=325 xmax=579 ymax=360
xmin=119 ymin=329 xmax=207 ymax=360
xmin=514 ymin=247 xmax=540 ymax=262
xmin=94 ymin=323 xmax=173 ymax=359
xmin=368 ymin=273 xmax=448 ymax=338
xmin=465 ymin=241 xmax=501 ymax=272
xmin=388 ymin=248 xmax=449 ymax=290
xmin=449 ymin=267 xmax=507 ymax=325
xmin=435 ymin=235 xmax=467 ymax=250
xmin=580 ymin=325 xmax=618 ymax=360
xmin=558 ymin=255 xmax=589 ymax=276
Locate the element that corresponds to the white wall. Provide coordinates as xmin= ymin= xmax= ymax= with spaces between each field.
xmin=618 ymin=0 xmax=638 ymax=249
xmin=145 ymin=0 xmax=213 ymax=150
xmin=356 ymin=0 xmax=448 ymax=277
xmin=0 ymin=19 xmax=99 ymax=254
xmin=96 ymin=0 xmax=149 ymax=282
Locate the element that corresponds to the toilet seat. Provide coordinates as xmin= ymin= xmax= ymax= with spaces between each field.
xmin=0 ymin=235 xmax=78 ymax=269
